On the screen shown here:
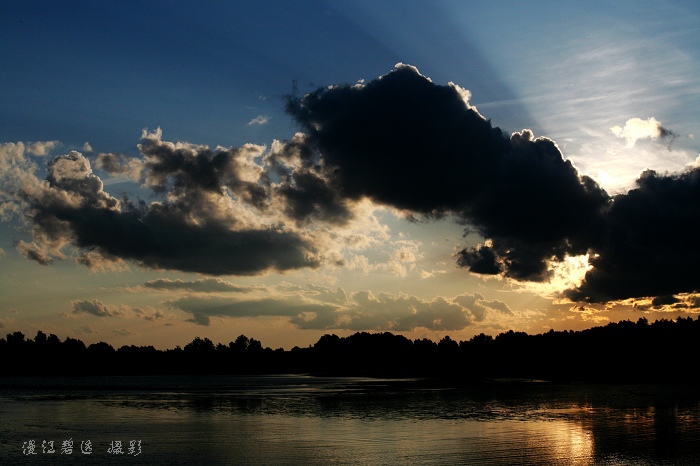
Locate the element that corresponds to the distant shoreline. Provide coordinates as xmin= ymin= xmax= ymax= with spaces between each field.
xmin=3 ymin=316 xmax=699 ymax=383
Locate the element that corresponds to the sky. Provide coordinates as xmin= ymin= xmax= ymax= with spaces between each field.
xmin=1 ymin=0 xmax=699 ymax=350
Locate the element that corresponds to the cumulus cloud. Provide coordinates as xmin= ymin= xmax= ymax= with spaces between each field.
xmin=5 ymin=131 xmax=321 ymax=276
xmin=72 ymin=299 xmax=123 ymax=317
xmin=138 ymin=128 xmax=270 ymax=210
xmin=611 ymin=117 xmax=678 ymax=147
xmin=82 ymin=142 xmax=93 ymax=153
xmin=0 ymin=116 xmax=418 ymax=282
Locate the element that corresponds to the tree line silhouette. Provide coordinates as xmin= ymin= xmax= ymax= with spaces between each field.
xmin=2 ymin=316 xmax=699 ymax=382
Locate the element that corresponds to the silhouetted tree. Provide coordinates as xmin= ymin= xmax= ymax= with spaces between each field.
xmin=3 ymin=316 xmax=700 ymax=380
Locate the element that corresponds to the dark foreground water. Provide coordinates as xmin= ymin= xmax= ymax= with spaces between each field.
xmin=1 ymin=376 xmax=699 ymax=465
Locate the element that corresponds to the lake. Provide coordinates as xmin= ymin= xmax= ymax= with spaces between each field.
xmin=1 ymin=375 xmax=699 ymax=465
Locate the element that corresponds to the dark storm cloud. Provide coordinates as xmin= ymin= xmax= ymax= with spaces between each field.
xmin=566 ymin=168 xmax=700 ymax=302
xmin=286 ymin=64 xmax=506 ymax=214
xmin=286 ymin=64 xmax=609 ymax=282
xmin=285 ymin=64 xmax=700 ymax=301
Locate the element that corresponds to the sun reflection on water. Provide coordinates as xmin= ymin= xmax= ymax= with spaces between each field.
xmin=541 ymin=420 xmax=594 ymax=464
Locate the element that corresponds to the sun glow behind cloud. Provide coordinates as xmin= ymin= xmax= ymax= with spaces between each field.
xmin=507 ymin=254 xmax=593 ymax=299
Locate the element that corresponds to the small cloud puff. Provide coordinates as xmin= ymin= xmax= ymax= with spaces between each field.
xmin=74 ymin=325 xmax=97 ymax=334
xmin=16 ymin=241 xmax=53 ymax=265
xmin=611 ymin=117 xmax=677 ymax=147
xmin=248 ymin=115 xmax=270 ymax=126
xmin=26 ymin=140 xmax=60 ymax=156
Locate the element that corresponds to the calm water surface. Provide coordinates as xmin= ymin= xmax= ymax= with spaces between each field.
xmin=1 ymin=375 xmax=699 ymax=465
